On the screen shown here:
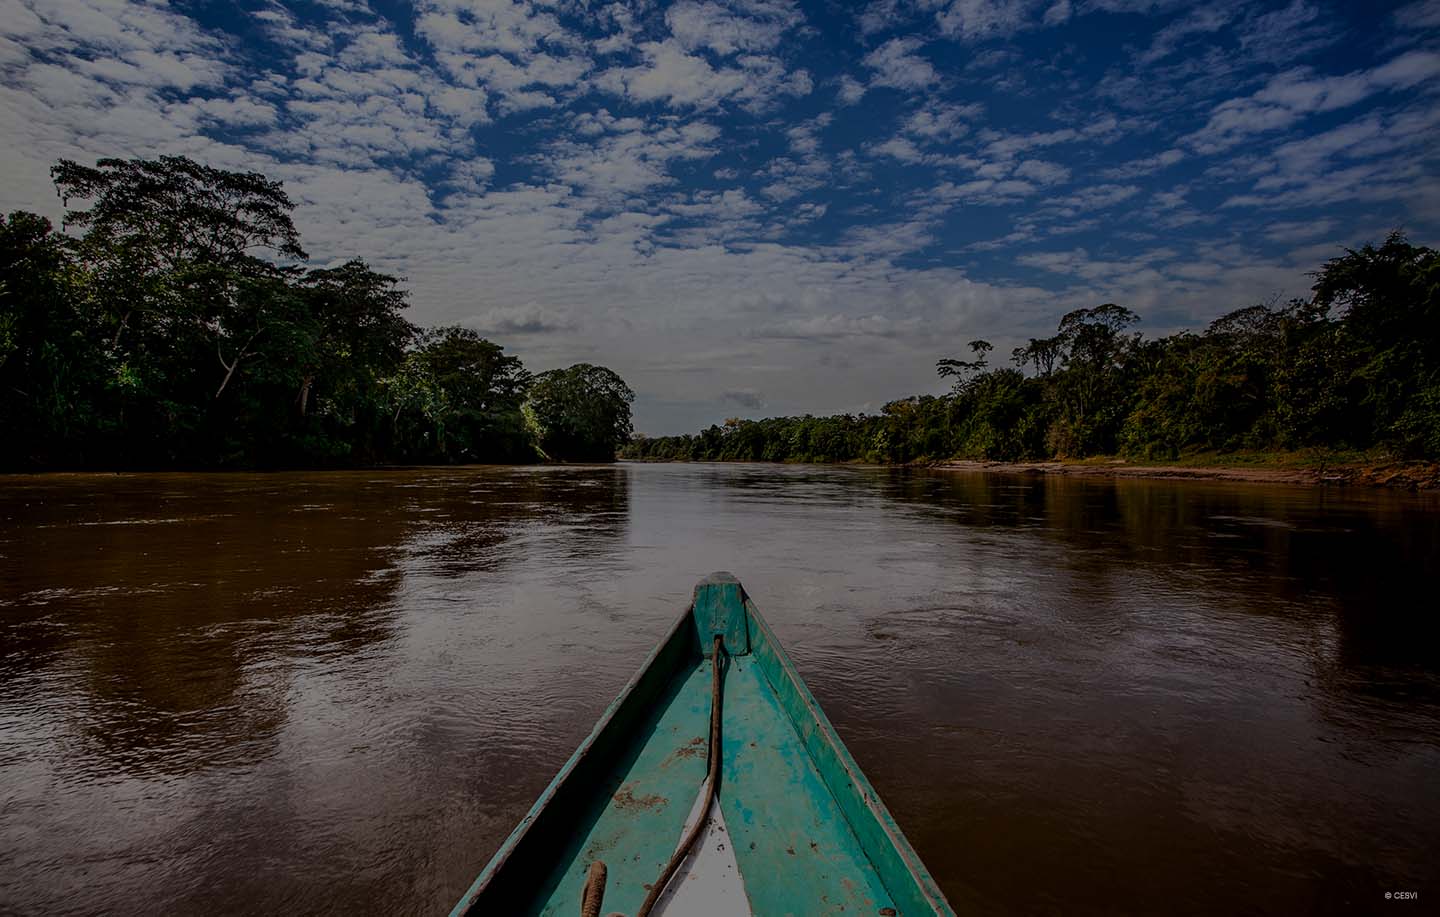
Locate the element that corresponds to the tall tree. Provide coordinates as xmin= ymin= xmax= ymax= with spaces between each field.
xmin=51 ymin=156 xmax=308 ymax=462
xmin=1046 ymin=303 xmax=1140 ymax=455
xmin=290 ymin=260 xmax=415 ymax=460
xmin=1311 ymin=233 xmax=1440 ymax=455
xmin=524 ymin=363 xmax=635 ymax=461
xmin=0 ymin=211 xmax=102 ymax=468
xmin=386 ymin=326 xmax=531 ymax=462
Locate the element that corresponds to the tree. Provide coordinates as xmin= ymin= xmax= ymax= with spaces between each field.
xmin=936 ymin=339 xmax=993 ymax=394
xmin=1011 ymin=335 xmax=1063 ymax=376
xmin=386 ymin=327 xmax=532 ymax=462
xmin=51 ymin=156 xmax=304 ymax=267
xmin=524 ymin=364 xmax=635 ymax=461
xmin=0 ymin=211 xmax=103 ymax=468
xmin=288 ymin=260 xmax=415 ymax=460
xmin=50 ymin=156 xmax=309 ymax=463
xmin=1046 ymin=303 xmax=1140 ymax=455
xmin=1310 ymin=232 xmax=1440 ymax=455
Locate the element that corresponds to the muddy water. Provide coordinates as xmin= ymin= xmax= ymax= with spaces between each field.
xmin=1 ymin=464 xmax=1437 ymax=915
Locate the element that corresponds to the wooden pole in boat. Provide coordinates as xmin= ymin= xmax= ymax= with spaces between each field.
xmin=635 ymin=633 xmax=726 ymax=917
xmin=580 ymin=861 xmax=606 ymax=917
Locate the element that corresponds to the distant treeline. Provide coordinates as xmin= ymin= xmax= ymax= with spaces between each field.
xmin=623 ymin=235 xmax=1439 ymax=465
xmin=0 ymin=156 xmax=633 ymax=470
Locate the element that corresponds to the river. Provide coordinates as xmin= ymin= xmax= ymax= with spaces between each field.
xmin=1 ymin=464 xmax=1437 ymax=914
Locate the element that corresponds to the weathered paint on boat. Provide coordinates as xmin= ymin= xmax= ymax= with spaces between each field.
xmin=451 ymin=572 xmax=954 ymax=916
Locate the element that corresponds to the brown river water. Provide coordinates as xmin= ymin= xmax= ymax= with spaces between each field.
xmin=1 ymin=464 xmax=1437 ymax=915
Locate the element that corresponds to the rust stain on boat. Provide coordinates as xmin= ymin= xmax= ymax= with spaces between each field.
xmin=660 ymin=736 xmax=706 ymax=767
xmin=612 ymin=785 xmax=668 ymax=811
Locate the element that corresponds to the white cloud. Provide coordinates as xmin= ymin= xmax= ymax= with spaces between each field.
xmin=545 ymin=117 xmax=722 ymax=201
xmin=924 ymin=178 xmax=1038 ymax=207
xmin=413 ymin=0 xmax=574 ymax=59
xmin=863 ymin=37 xmax=939 ymax=90
xmin=665 ymin=0 xmax=803 ymax=56
xmin=870 ymin=135 xmax=927 ymax=162
xmin=1043 ymin=183 xmax=1141 ymax=217
xmin=1264 ymin=218 xmax=1336 ymax=243
xmin=902 ymin=99 xmax=984 ymax=141
xmin=593 ymin=40 xmax=810 ymax=110
xmin=935 ymin=0 xmax=1046 ymax=42
xmin=467 ymin=302 xmax=577 ymax=335
xmin=1235 ymin=1 xmax=1339 ymax=64
xmin=980 ymin=126 xmax=1078 ymax=159
xmin=1185 ymin=50 xmax=1440 ymax=153
xmin=1100 ymin=147 xmax=1183 ymax=179
xmin=1013 ymin=159 xmax=1071 ymax=184
xmin=836 ymin=74 xmax=867 ymax=105
xmin=1394 ymin=0 xmax=1440 ymax=29
xmin=1136 ymin=5 xmax=1232 ymax=66
xmin=2 ymin=0 xmax=1437 ymax=432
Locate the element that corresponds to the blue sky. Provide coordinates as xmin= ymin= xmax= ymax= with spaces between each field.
xmin=2 ymin=0 xmax=1439 ymax=432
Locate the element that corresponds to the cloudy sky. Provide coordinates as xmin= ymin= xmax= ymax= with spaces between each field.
xmin=3 ymin=0 xmax=1439 ymax=432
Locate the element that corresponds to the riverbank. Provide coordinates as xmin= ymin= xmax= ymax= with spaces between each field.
xmin=932 ymin=453 xmax=1440 ymax=490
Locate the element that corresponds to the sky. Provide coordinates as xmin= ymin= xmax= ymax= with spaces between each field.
xmin=2 ymin=0 xmax=1439 ymax=433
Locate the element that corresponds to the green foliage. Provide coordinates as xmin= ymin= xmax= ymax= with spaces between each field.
xmin=0 ymin=211 xmax=106 ymax=466
xmin=11 ymin=153 xmax=1433 ymax=470
xmin=386 ymin=326 xmax=534 ymax=463
xmin=525 ymin=363 xmax=635 ymax=461
xmin=1 ymin=156 xmax=633 ymax=470
xmin=625 ymin=237 xmax=1440 ymax=466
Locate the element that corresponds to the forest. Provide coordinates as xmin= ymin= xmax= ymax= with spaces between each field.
xmin=623 ymin=234 xmax=1440 ymax=466
xmin=6 ymin=156 xmax=1436 ymax=474
xmin=0 ymin=157 xmax=634 ymax=470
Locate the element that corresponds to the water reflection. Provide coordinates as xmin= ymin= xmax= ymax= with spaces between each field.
xmin=0 ymin=467 xmax=632 ymax=914
xmin=1 ymin=464 xmax=1436 ymax=915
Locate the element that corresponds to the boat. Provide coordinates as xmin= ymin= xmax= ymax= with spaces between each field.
xmin=451 ymin=572 xmax=954 ymax=916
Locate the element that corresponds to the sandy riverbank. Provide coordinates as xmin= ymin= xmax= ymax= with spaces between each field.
xmin=932 ymin=458 xmax=1440 ymax=491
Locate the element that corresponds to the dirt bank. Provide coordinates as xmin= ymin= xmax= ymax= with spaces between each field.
xmin=932 ymin=458 xmax=1440 ymax=491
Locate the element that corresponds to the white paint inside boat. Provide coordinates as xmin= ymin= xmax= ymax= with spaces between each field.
xmin=651 ymin=779 xmax=752 ymax=916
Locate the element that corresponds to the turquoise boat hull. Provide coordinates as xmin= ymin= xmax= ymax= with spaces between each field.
xmin=452 ymin=573 xmax=953 ymax=916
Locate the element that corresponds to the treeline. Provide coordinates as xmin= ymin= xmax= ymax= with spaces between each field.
xmin=623 ymin=234 xmax=1440 ymax=465
xmin=0 ymin=157 xmax=633 ymax=470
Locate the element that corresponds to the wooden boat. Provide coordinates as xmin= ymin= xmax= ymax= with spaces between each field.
xmin=452 ymin=572 xmax=953 ymax=916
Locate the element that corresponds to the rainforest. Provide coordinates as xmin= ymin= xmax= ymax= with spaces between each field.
xmin=622 ymin=235 xmax=1440 ymax=469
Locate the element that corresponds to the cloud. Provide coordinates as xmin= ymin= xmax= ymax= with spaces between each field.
xmin=593 ymin=40 xmax=811 ymax=110
xmin=665 ymin=0 xmax=803 ymax=56
xmin=1263 ymin=218 xmax=1336 ymax=243
xmin=1013 ymin=159 xmax=1071 ymax=185
xmin=1136 ymin=5 xmax=1233 ymax=66
xmin=753 ymin=313 xmax=917 ymax=340
xmin=467 ymin=304 xmax=577 ymax=335
xmin=863 ymin=37 xmax=939 ymax=90
xmin=934 ymin=0 xmax=1048 ymax=42
xmin=413 ymin=0 xmax=574 ymax=59
xmin=836 ymin=74 xmax=867 ymax=104
xmin=545 ymin=118 xmax=721 ymax=204
xmin=1185 ymin=50 xmax=1440 ymax=153
xmin=925 ymin=178 xmax=1038 ymax=206
xmin=1235 ymin=0 xmax=1339 ymax=64
xmin=1100 ymin=147 xmax=1183 ymax=179
xmin=2 ymin=0 xmax=1438 ymax=433
xmin=1394 ymin=0 xmax=1440 ymax=29
xmin=721 ymin=388 xmax=765 ymax=408
xmin=902 ymin=99 xmax=984 ymax=141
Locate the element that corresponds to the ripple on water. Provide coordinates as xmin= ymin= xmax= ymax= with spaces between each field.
xmin=0 ymin=464 xmax=1437 ymax=916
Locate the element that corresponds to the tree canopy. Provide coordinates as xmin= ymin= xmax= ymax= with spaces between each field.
xmin=624 ymin=235 xmax=1440 ymax=466
xmin=525 ymin=363 xmax=636 ymax=462
xmin=0 ymin=156 xmax=633 ymax=470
